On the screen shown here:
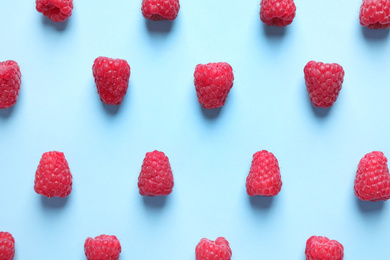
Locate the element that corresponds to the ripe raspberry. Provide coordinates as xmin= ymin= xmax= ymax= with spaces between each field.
xmin=141 ymin=0 xmax=180 ymax=21
xmin=36 ymin=0 xmax=73 ymax=22
xmin=0 ymin=232 xmax=15 ymax=260
xmin=0 ymin=60 xmax=21 ymax=110
xmin=359 ymin=0 xmax=390 ymax=29
xmin=34 ymin=151 xmax=72 ymax=198
xmin=194 ymin=62 xmax=234 ymax=109
xmin=195 ymin=237 xmax=232 ymax=260
xmin=305 ymin=236 xmax=344 ymax=260
xmin=84 ymin=235 xmax=121 ymax=260
xmin=304 ymin=61 xmax=345 ymax=108
xmin=92 ymin=57 xmax=131 ymax=106
xmin=260 ymin=0 xmax=296 ymax=27
xmin=138 ymin=150 xmax=174 ymax=196
xmin=246 ymin=150 xmax=282 ymax=196
xmin=354 ymin=151 xmax=390 ymax=202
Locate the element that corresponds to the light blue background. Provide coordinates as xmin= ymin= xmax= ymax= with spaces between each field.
xmin=0 ymin=0 xmax=389 ymax=259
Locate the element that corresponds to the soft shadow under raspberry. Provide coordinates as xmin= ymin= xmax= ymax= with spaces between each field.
xmin=0 ymin=106 xmax=14 ymax=118
xmin=200 ymin=106 xmax=222 ymax=119
xmin=249 ymin=196 xmax=274 ymax=209
xmin=102 ymin=103 xmax=121 ymax=114
xmin=310 ymin=104 xmax=332 ymax=118
xmin=263 ymin=24 xmax=287 ymax=37
xmin=142 ymin=196 xmax=168 ymax=208
xmin=362 ymin=26 xmax=389 ymax=40
xmin=42 ymin=16 xmax=69 ymax=31
xmin=146 ymin=19 xmax=173 ymax=33
xmin=356 ymin=197 xmax=385 ymax=213
xmin=40 ymin=196 xmax=69 ymax=208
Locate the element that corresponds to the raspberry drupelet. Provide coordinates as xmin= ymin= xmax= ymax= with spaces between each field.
xmin=36 ymin=0 xmax=73 ymax=22
xmin=360 ymin=0 xmax=390 ymax=29
xmin=34 ymin=151 xmax=73 ymax=198
xmin=92 ymin=57 xmax=131 ymax=105
xmin=354 ymin=151 xmax=390 ymax=202
xmin=305 ymin=236 xmax=344 ymax=260
xmin=194 ymin=62 xmax=234 ymax=109
xmin=304 ymin=61 xmax=345 ymax=108
xmin=138 ymin=150 xmax=174 ymax=196
xmin=0 ymin=232 xmax=15 ymax=260
xmin=0 ymin=60 xmax=21 ymax=109
xmin=141 ymin=0 xmax=180 ymax=21
xmin=196 ymin=237 xmax=232 ymax=260
xmin=246 ymin=150 xmax=282 ymax=196
xmin=260 ymin=0 xmax=296 ymax=27
xmin=84 ymin=235 xmax=121 ymax=260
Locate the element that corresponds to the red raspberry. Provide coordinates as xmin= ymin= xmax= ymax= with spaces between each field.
xmin=305 ymin=236 xmax=344 ymax=260
xmin=138 ymin=150 xmax=174 ymax=196
xmin=354 ymin=151 xmax=390 ymax=202
xmin=0 ymin=60 xmax=21 ymax=110
xmin=141 ymin=0 xmax=180 ymax=21
xmin=246 ymin=150 xmax=282 ymax=196
xmin=195 ymin=237 xmax=232 ymax=260
xmin=260 ymin=0 xmax=296 ymax=27
xmin=84 ymin=235 xmax=121 ymax=260
xmin=92 ymin=57 xmax=131 ymax=106
xmin=0 ymin=232 xmax=15 ymax=260
xmin=194 ymin=62 xmax=234 ymax=109
xmin=36 ymin=0 xmax=73 ymax=22
xmin=304 ymin=61 xmax=345 ymax=108
xmin=34 ymin=151 xmax=73 ymax=198
xmin=360 ymin=0 xmax=390 ymax=29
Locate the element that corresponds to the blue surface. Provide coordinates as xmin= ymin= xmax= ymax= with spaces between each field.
xmin=0 ymin=0 xmax=390 ymax=259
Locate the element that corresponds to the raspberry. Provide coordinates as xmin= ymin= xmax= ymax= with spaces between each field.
xmin=195 ymin=237 xmax=232 ymax=260
xmin=36 ymin=0 xmax=73 ymax=22
xmin=0 ymin=232 xmax=15 ymax=260
xmin=359 ymin=0 xmax=390 ymax=29
xmin=354 ymin=151 xmax=390 ymax=202
xmin=260 ymin=0 xmax=296 ymax=27
xmin=84 ymin=235 xmax=121 ymax=260
xmin=92 ymin=57 xmax=131 ymax=106
xmin=138 ymin=150 xmax=174 ymax=196
xmin=141 ymin=0 xmax=180 ymax=21
xmin=246 ymin=150 xmax=282 ymax=196
xmin=304 ymin=61 xmax=345 ymax=108
xmin=194 ymin=62 xmax=234 ymax=109
xmin=0 ymin=60 xmax=21 ymax=110
xmin=34 ymin=151 xmax=72 ymax=198
xmin=305 ymin=236 xmax=344 ymax=260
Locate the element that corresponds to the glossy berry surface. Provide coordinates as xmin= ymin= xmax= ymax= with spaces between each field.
xmin=0 ymin=60 xmax=21 ymax=109
xmin=354 ymin=151 xmax=390 ymax=201
xmin=194 ymin=62 xmax=234 ymax=109
xmin=142 ymin=0 xmax=180 ymax=21
xmin=246 ymin=150 xmax=282 ymax=196
xmin=36 ymin=0 xmax=73 ymax=22
xmin=260 ymin=0 xmax=296 ymax=26
xmin=304 ymin=61 xmax=344 ymax=108
xmin=0 ymin=232 xmax=15 ymax=260
xmin=92 ymin=57 xmax=131 ymax=105
xmin=84 ymin=235 xmax=121 ymax=260
xmin=138 ymin=150 xmax=174 ymax=196
xmin=195 ymin=237 xmax=232 ymax=260
xmin=305 ymin=236 xmax=344 ymax=260
xmin=34 ymin=151 xmax=73 ymax=198
xmin=360 ymin=0 xmax=390 ymax=29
